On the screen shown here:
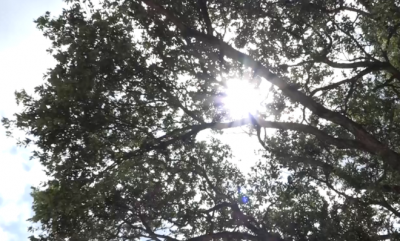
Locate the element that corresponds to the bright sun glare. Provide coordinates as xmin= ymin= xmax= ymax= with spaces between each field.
xmin=222 ymin=79 xmax=264 ymax=119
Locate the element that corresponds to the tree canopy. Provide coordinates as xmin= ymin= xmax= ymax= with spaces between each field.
xmin=5 ymin=0 xmax=400 ymax=240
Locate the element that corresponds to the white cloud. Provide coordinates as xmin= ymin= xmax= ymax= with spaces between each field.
xmin=0 ymin=201 xmax=31 ymax=226
xmin=0 ymin=0 xmax=65 ymax=240
xmin=0 ymin=227 xmax=15 ymax=241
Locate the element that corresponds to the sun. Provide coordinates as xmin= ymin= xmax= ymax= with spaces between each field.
xmin=221 ymin=79 xmax=265 ymax=119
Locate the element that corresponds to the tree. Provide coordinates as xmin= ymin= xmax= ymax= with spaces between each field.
xmin=4 ymin=0 xmax=400 ymax=240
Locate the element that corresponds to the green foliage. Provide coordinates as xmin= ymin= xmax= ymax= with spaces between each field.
xmin=5 ymin=0 xmax=400 ymax=240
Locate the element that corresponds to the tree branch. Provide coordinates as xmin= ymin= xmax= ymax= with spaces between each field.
xmin=340 ymin=6 xmax=372 ymax=18
xmin=372 ymin=76 xmax=395 ymax=92
xmin=310 ymin=67 xmax=374 ymax=96
xmin=214 ymin=117 xmax=369 ymax=152
xmin=343 ymin=78 xmax=356 ymax=114
xmin=383 ymin=22 xmax=400 ymax=61
xmin=320 ymin=58 xmax=400 ymax=81
xmin=376 ymin=232 xmax=400 ymax=240
xmin=357 ymin=0 xmax=372 ymax=12
xmin=145 ymin=117 xmax=368 ymax=153
xmin=138 ymin=214 xmax=179 ymax=241
xmin=333 ymin=21 xmax=375 ymax=60
xmin=142 ymin=0 xmax=400 ymax=172
xmin=201 ymin=202 xmax=231 ymax=213
xmin=290 ymin=156 xmax=400 ymax=195
xmin=320 ymin=58 xmax=385 ymax=69
xmin=311 ymin=174 xmax=400 ymax=218
xmin=186 ymin=231 xmax=258 ymax=241
xmin=310 ymin=2 xmax=372 ymax=18
xmin=197 ymin=0 xmax=213 ymax=36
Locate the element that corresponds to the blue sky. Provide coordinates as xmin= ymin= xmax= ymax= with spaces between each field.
xmin=0 ymin=1 xmax=261 ymax=240
xmin=0 ymin=0 xmax=65 ymax=240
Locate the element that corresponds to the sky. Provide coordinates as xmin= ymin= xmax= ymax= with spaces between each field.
xmin=0 ymin=0 xmax=65 ymax=240
xmin=0 ymin=1 xmax=262 ymax=240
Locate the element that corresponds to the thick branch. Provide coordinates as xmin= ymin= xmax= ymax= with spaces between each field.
xmin=148 ymin=117 xmax=368 ymax=152
xmin=214 ymin=118 xmax=368 ymax=151
xmin=320 ymin=58 xmax=400 ymax=81
xmin=321 ymin=58 xmax=385 ymax=69
xmin=376 ymin=232 xmax=400 ymax=240
xmin=340 ymin=6 xmax=372 ymax=17
xmin=201 ymin=202 xmax=231 ymax=213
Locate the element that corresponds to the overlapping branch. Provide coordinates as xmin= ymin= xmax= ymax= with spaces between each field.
xmin=288 ymin=156 xmax=400 ymax=195
xmin=141 ymin=0 xmax=400 ymax=172
xmin=310 ymin=67 xmax=374 ymax=96
xmin=147 ymin=117 xmax=369 ymax=153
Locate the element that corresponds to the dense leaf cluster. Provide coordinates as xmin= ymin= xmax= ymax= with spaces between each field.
xmin=4 ymin=0 xmax=400 ymax=240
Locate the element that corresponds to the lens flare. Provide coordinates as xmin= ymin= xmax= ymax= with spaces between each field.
xmin=222 ymin=79 xmax=263 ymax=119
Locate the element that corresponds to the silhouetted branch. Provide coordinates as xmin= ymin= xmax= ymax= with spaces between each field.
xmin=376 ymin=232 xmax=400 ymax=240
xmin=186 ymin=231 xmax=258 ymax=241
xmin=311 ymin=67 xmax=374 ymax=96
xmin=290 ymin=156 xmax=400 ymax=195
xmin=197 ymin=0 xmax=213 ymax=36
xmin=343 ymin=79 xmax=356 ymax=113
xmin=201 ymin=202 xmax=231 ymax=213
xmin=141 ymin=0 xmax=400 ymax=174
